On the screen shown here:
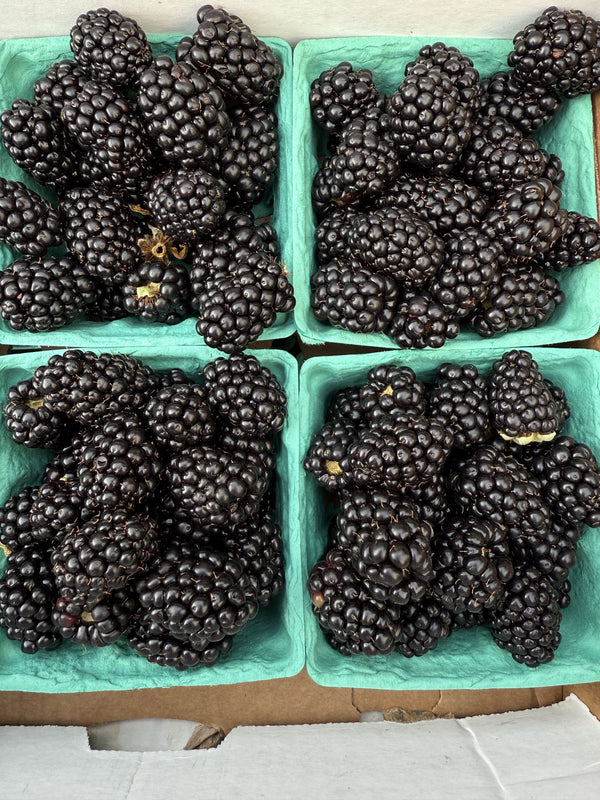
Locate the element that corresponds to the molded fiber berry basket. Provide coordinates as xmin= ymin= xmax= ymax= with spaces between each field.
xmin=300 ymin=346 xmax=600 ymax=690
xmin=0 ymin=33 xmax=295 ymax=347
xmin=292 ymin=36 xmax=600 ymax=350
xmin=0 ymin=345 xmax=303 ymax=692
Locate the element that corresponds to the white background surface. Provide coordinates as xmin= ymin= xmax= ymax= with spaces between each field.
xmin=3 ymin=1 xmax=600 ymax=43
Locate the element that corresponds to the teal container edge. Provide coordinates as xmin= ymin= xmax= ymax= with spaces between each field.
xmin=0 ymin=345 xmax=304 ymax=692
xmin=0 ymin=34 xmax=295 ymax=348
xmin=292 ymin=35 xmax=600 ymax=351
xmin=299 ymin=346 xmax=600 ymax=691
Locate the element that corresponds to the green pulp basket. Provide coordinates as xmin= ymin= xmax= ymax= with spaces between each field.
xmin=293 ymin=36 xmax=600 ymax=350
xmin=0 ymin=345 xmax=303 ymax=692
xmin=300 ymin=346 xmax=600 ymax=690
xmin=0 ymin=34 xmax=295 ymax=347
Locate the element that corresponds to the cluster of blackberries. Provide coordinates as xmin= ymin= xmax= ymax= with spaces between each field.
xmin=0 ymin=5 xmax=294 ymax=352
xmin=305 ymin=349 xmax=600 ymax=667
xmin=309 ymin=7 xmax=600 ymax=347
xmin=0 ymin=350 xmax=286 ymax=670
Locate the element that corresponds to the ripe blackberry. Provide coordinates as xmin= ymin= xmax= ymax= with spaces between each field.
xmin=347 ymin=413 xmax=454 ymax=494
xmin=314 ymin=208 xmax=359 ymax=266
xmin=490 ymin=564 xmax=562 ymax=667
xmin=532 ymin=210 xmax=600 ymax=272
xmin=406 ymin=41 xmax=481 ymax=106
xmin=52 ymin=588 xmax=137 ymax=647
xmin=76 ymin=411 xmax=163 ymax=510
xmin=303 ymin=418 xmax=358 ymax=494
xmin=29 ymin=480 xmax=83 ymax=545
xmin=128 ymin=615 xmax=234 ymax=670
xmin=0 ymin=255 xmax=94 ymax=333
xmin=384 ymin=65 xmax=472 ymax=174
xmin=310 ymin=260 xmax=398 ymax=334
xmin=526 ymin=435 xmax=600 ymax=528
xmin=216 ymin=105 xmax=279 ymax=207
xmin=33 ymin=59 xmax=89 ymax=114
xmin=51 ymin=507 xmax=158 ymax=603
xmin=0 ymin=544 xmax=61 ymax=654
xmin=489 ymin=349 xmax=562 ymax=444
xmin=176 ymin=5 xmax=283 ymax=108
xmin=142 ymin=383 xmax=215 ymax=452
xmin=388 ymin=290 xmax=461 ymax=349
xmin=148 ymin=168 xmax=227 ymax=244
xmin=431 ymin=515 xmax=514 ymax=614
xmin=349 ymin=206 xmax=444 ymax=288
xmin=467 ymin=259 xmax=564 ymax=337
xmin=136 ymin=55 xmax=230 ymax=169
xmin=2 ymin=378 xmax=68 ymax=449
xmin=394 ymin=593 xmax=452 ymax=657
xmin=512 ymin=515 xmax=580 ymax=586
xmin=359 ymin=363 xmax=427 ymax=422
xmin=404 ymin=471 xmax=452 ymax=528
xmin=69 ymin=7 xmax=152 ymax=87
xmin=477 ymin=70 xmax=562 ymax=135
xmin=428 ymin=362 xmax=491 ymax=450
xmin=0 ymin=485 xmax=38 ymax=555
xmin=202 ymin=354 xmax=287 ymax=438
xmin=308 ymin=547 xmax=401 ymax=656
xmin=0 ymin=177 xmax=62 ymax=257
xmin=216 ymin=426 xmax=277 ymax=474
xmin=375 ymin=173 xmax=489 ymax=238
xmin=508 ymin=6 xmax=600 ymax=98
xmin=335 ymin=487 xmax=409 ymax=553
xmin=191 ymin=208 xmax=281 ymax=271
xmin=121 ymin=259 xmax=192 ymax=324
xmin=60 ymin=186 xmax=141 ymax=285
xmin=164 ymin=444 xmax=268 ymax=532
xmin=428 ymin=226 xmax=503 ymax=319
xmin=0 ymin=99 xmax=78 ymax=192
xmin=135 ymin=547 xmax=258 ymax=650
xmin=326 ymin=385 xmax=365 ymax=427
xmin=309 ymin=62 xmax=385 ymax=136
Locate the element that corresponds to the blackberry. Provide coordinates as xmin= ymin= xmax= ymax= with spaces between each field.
xmin=29 ymin=480 xmax=83 ymax=545
xmin=128 ymin=615 xmax=234 ymax=670
xmin=308 ymin=547 xmax=401 ymax=656
xmin=388 ymin=289 xmax=461 ymax=349
xmin=191 ymin=207 xmax=281 ymax=269
xmin=164 ymin=444 xmax=268 ymax=531
xmin=176 ymin=5 xmax=283 ymax=108
xmin=202 ymin=354 xmax=287 ymax=438
xmin=335 ymin=487 xmax=409 ymax=552
xmin=477 ymin=70 xmax=562 ymax=135
xmin=76 ymin=411 xmax=163 ymax=510
xmin=404 ymin=471 xmax=452 ymax=527
xmin=136 ymin=55 xmax=230 ymax=169
xmin=0 ymin=177 xmax=62 ymax=257
xmin=359 ymin=363 xmax=427 ymax=422
xmin=60 ymin=186 xmax=142 ymax=285
xmin=489 ymin=349 xmax=562 ymax=444
xmin=0 ymin=255 xmax=94 ymax=333
xmin=467 ymin=259 xmax=564 ymax=337
xmin=314 ymin=208 xmax=359 ymax=266
xmin=216 ymin=105 xmax=279 ymax=207
xmin=303 ymin=418 xmax=358 ymax=494
xmin=51 ymin=507 xmax=158 ymax=603
xmin=217 ymin=426 xmax=277 ymax=474
xmin=384 ymin=65 xmax=472 ymax=175
xmin=0 ymin=485 xmax=38 ymax=555
xmin=512 ymin=515 xmax=580 ymax=585
xmin=347 ymin=413 xmax=453 ymax=494
xmin=2 ymin=378 xmax=68 ymax=449
xmin=405 ymin=41 xmax=481 ymax=107
xmin=375 ymin=173 xmax=489 ymax=238
xmin=33 ymin=59 xmax=89 ymax=115
xmin=348 ymin=206 xmax=444 ymax=288
xmin=0 ymin=99 xmax=78 ymax=192
xmin=394 ymin=593 xmax=452 ymax=657
xmin=310 ymin=260 xmax=398 ymax=334
xmin=326 ymin=385 xmax=365 ymax=427
xmin=148 ymin=168 xmax=227 ymax=244
xmin=121 ymin=259 xmax=192 ymax=324
xmin=428 ymin=226 xmax=503 ymax=319
xmin=532 ymin=210 xmax=600 ymax=272
xmin=69 ymin=7 xmax=152 ymax=87
xmin=508 ymin=6 xmax=600 ymax=97
xmin=490 ymin=564 xmax=562 ymax=667
xmin=431 ymin=515 xmax=514 ymax=615
xmin=52 ymin=588 xmax=137 ymax=647
xmin=142 ymin=383 xmax=215 ymax=452
xmin=0 ymin=544 xmax=61 ymax=654
xmin=428 ymin=362 xmax=491 ymax=450
xmin=309 ymin=62 xmax=385 ymax=136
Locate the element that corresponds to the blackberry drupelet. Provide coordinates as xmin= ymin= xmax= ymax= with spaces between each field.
xmin=488 ymin=349 xmax=562 ymax=444
xmin=33 ymin=59 xmax=89 ymax=114
xmin=52 ymin=588 xmax=138 ymax=647
xmin=303 ymin=418 xmax=358 ymax=494
xmin=359 ymin=363 xmax=427 ymax=422
xmin=202 ymin=353 xmax=287 ymax=438
xmin=0 ymin=177 xmax=62 ymax=257
xmin=394 ymin=593 xmax=452 ymax=657
xmin=477 ymin=69 xmax=562 ymax=135
xmin=0 ymin=255 xmax=94 ymax=333
xmin=142 ymin=383 xmax=215 ymax=452
xmin=309 ymin=62 xmax=385 ymax=136
xmin=2 ymin=378 xmax=68 ymax=449
xmin=427 ymin=362 xmax=491 ymax=450
xmin=121 ymin=259 xmax=192 ymax=324
xmin=310 ymin=260 xmax=398 ymax=335
xmin=532 ymin=210 xmax=600 ymax=272
xmin=388 ymin=290 xmax=461 ymax=349
xmin=69 ymin=7 xmax=152 ymax=87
